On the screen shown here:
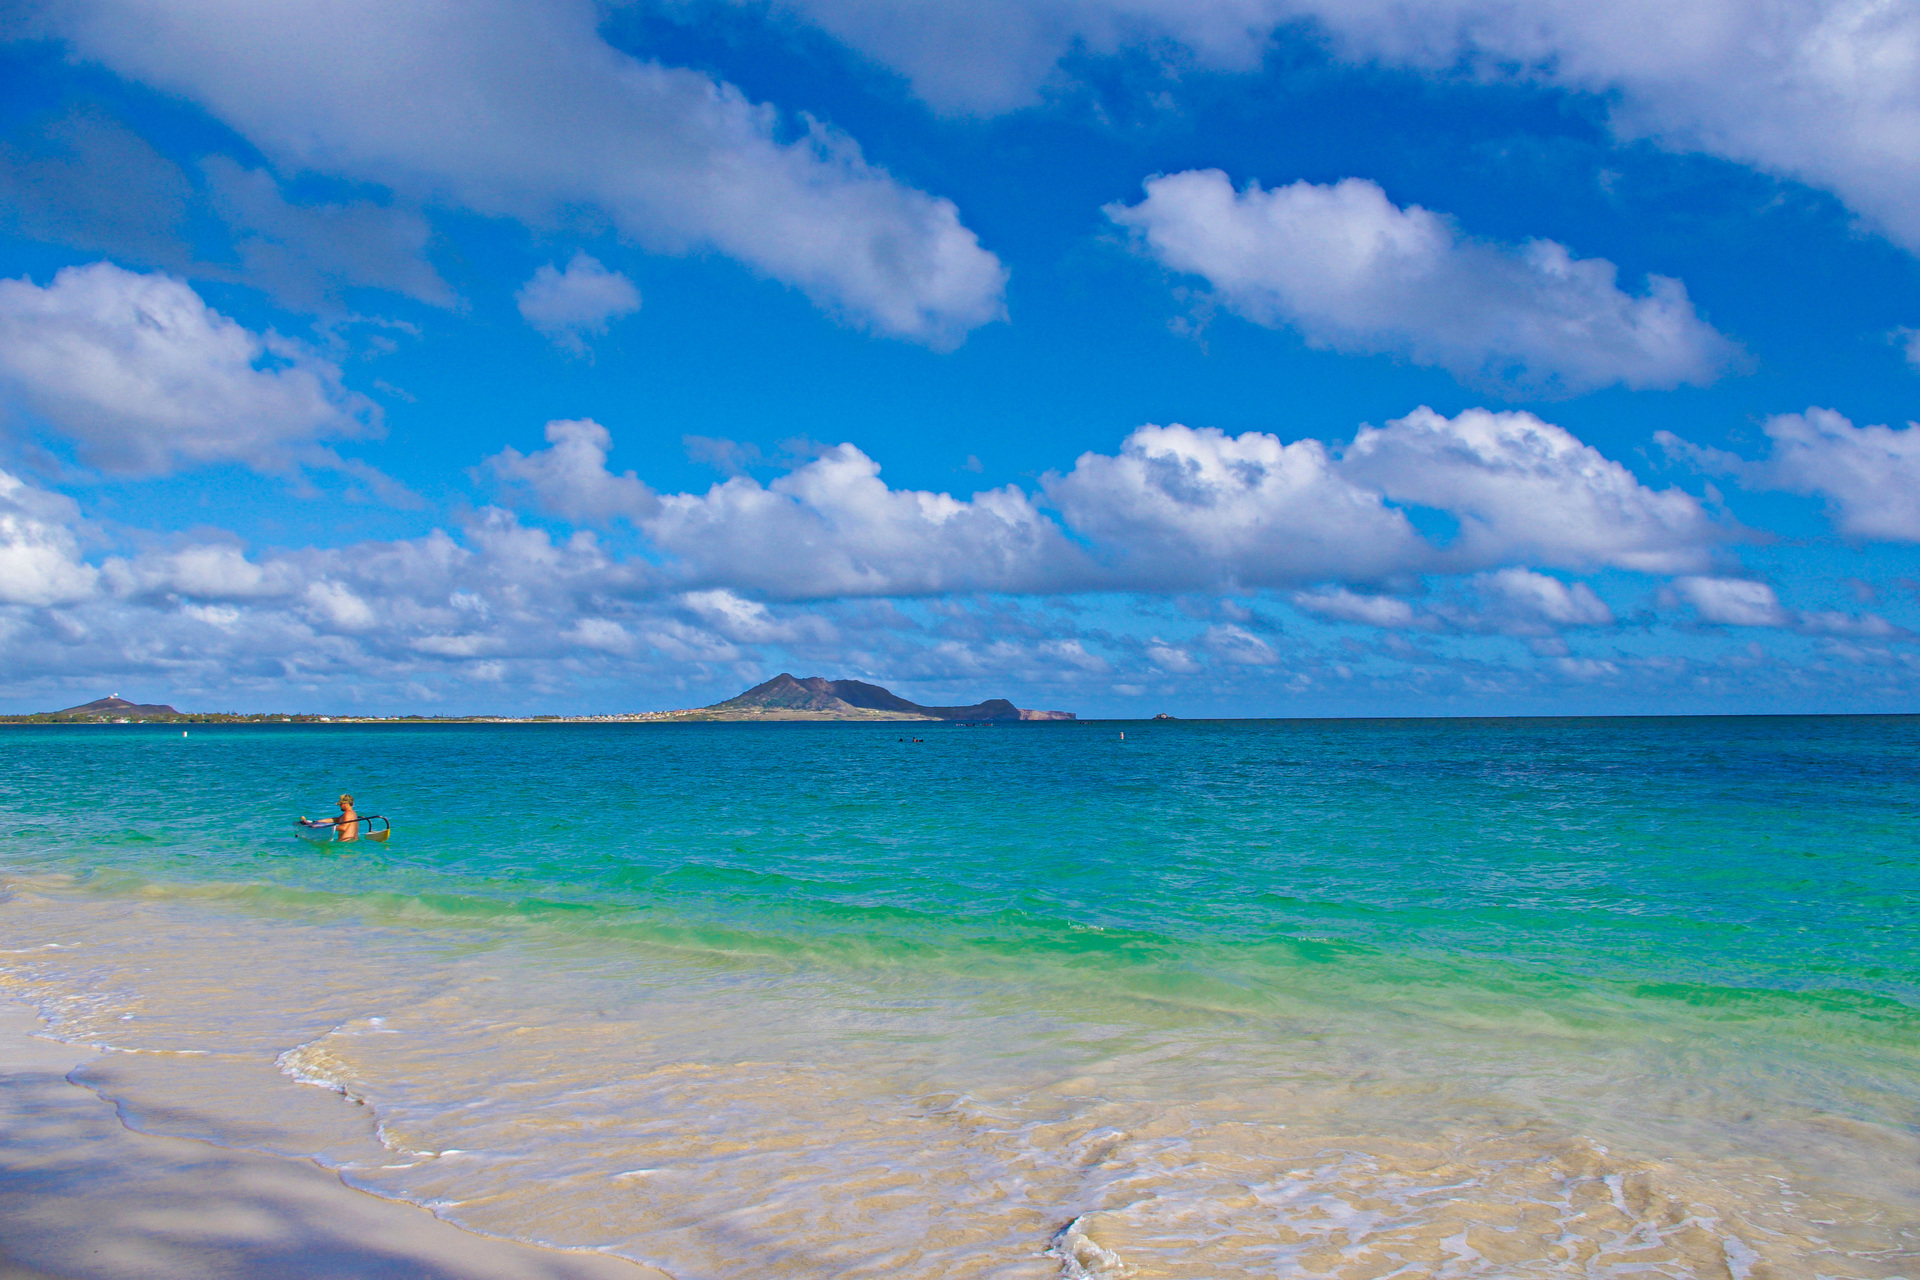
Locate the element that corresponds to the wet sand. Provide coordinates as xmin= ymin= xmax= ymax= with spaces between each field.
xmin=0 ymin=1002 xmax=667 ymax=1280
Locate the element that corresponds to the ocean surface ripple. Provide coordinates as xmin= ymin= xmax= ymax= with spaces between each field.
xmin=2 ymin=717 xmax=1915 ymax=1277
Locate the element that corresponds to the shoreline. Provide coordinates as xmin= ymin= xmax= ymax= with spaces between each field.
xmin=0 ymin=1001 xmax=667 ymax=1280
xmin=0 ymin=717 xmax=1082 ymax=725
xmin=4 ymin=709 xmax=1918 ymax=726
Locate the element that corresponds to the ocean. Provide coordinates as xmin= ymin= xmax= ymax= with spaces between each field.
xmin=1 ymin=716 xmax=1915 ymax=1277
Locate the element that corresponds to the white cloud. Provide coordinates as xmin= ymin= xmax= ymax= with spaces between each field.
xmin=560 ymin=616 xmax=638 ymax=656
xmin=0 ymin=262 xmax=373 ymax=473
xmin=101 ymin=542 xmax=299 ymax=600
xmin=1669 ymin=576 xmax=1791 ymax=627
xmin=487 ymin=419 xmax=658 ymax=527
xmin=754 ymin=0 xmax=1920 ymax=256
xmin=410 ymin=633 xmax=500 ymax=658
xmin=1553 ymin=656 xmax=1619 ymax=682
xmin=1899 ymin=328 xmax=1920 ymax=371
xmin=1291 ymin=587 xmax=1422 ymax=629
xmin=39 ymin=0 xmax=1006 ymax=344
xmin=0 ymin=400 xmax=1764 ymax=706
xmin=1046 ymin=423 xmax=1425 ymax=588
xmin=1667 ymin=574 xmax=1902 ymax=637
xmin=1475 ymin=567 xmax=1614 ymax=628
xmin=1292 ymin=570 xmax=1612 ymax=635
xmin=1041 ymin=637 xmax=1108 ymax=671
xmin=1796 ymin=610 xmax=1901 ymax=639
xmin=646 ymin=443 xmax=1084 ymax=597
xmin=516 ymin=253 xmax=642 ymax=354
xmin=1109 ymin=171 xmax=1733 ymax=395
xmin=1668 ymin=408 xmax=1920 ymax=542
xmin=1144 ymin=640 xmax=1199 ymax=672
xmin=1202 ymin=622 xmax=1279 ymax=665
xmin=1343 ymin=406 xmax=1723 ymax=573
xmin=635 ymin=618 xmax=744 ymax=665
xmin=678 ymin=589 xmax=837 ymax=645
xmin=1306 ymin=0 xmax=1920 ymax=255
xmin=303 ymin=580 xmax=378 ymax=632
xmin=202 ymin=156 xmax=453 ymax=309
xmin=0 ymin=107 xmax=194 ymax=269
xmin=0 ymin=469 xmax=97 ymax=606
xmin=0 ymin=456 xmax=1911 ymax=712
xmin=490 ymin=408 xmax=1724 ymax=597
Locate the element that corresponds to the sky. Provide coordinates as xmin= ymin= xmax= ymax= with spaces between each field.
xmin=2 ymin=0 xmax=1920 ymax=718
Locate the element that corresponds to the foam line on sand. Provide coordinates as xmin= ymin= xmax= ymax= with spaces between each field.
xmin=0 ymin=1001 xmax=668 ymax=1280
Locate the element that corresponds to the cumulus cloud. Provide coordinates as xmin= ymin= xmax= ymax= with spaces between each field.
xmin=677 ymin=589 xmax=837 ymax=645
xmin=487 ymin=419 xmax=658 ymax=526
xmin=516 ymin=253 xmax=642 ymax=354
xmin=1039 ymin=407 xmax=1710 ymax=594
xmin=494 ymin=426 xmax=1086 ymax=598
xmin=0 ymin=490 xmax=702 ymax=701
xmin=1475 ymin=567 xmax=1614 ymax=629
xmin=1344 ymin=406 xmax=1723 ymax=573
xmin=1291 ymin=586 xmax=1424 ymax=629
xmin=1293 ymin=569 xmax=1611 ymax=635
xmin=0 ymin=470 xmax=97 ymax=606
xmin=1664 ymin=408 xmax=1920 ymax=542
xmin=0 ymin=262 xmax=374 ymax=473
xmin=1669 ymin=576 xmax=1789 ymax=628
xmin=646 ymin=443 xmax=1084 ymax=597
xmin=754 ymin=0 xmax=1920 ymax=256
xmin=1201 ymin=622 xmax=1280 ymax=665
xmin=101 ymin=542 xmax=300 ymax=601
xmin=491 ymin=406 xmax=1725 ymax=596
xmin=1046 ymin=423 xmax=1426 ymax=588
xmin=0 ymin=475 xmax=960 ymax=710
xmin=1144 ymin=639 xmax=1200 ymax=672
xmin=0 ymin=396 xmax=1764 ymax=706
xmin=0 ymin=453 xmax=1908 ymax=711
xmin=34 ymin=0 xmax=1006 ymax=344
xmin=1668 ymin=574 xmax=1900 ymax=636
xmin=1109 ymin=171 xmax=1733 ymax=395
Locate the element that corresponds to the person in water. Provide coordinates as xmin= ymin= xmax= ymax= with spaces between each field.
xmin=299 ymin=794 xmax=360 ymax=841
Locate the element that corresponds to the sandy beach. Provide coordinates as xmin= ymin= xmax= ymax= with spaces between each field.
xmin=1 ymin=720 xmax=1914 ymax=1277
xmin=0 ymin=1001 xmax=664 ymax=1280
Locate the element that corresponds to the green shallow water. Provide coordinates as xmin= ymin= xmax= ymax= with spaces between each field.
xmin=7 ymin=717 xmax=1917 ymax=1012
xmin=2 ymin=716 xmax=1917 ymax=1277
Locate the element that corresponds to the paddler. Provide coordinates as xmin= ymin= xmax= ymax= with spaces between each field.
xmin=298 ymin=793 xmax=361 ymax=841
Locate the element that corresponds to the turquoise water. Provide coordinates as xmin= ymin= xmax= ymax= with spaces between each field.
xmin=2 ymin=717 xmax=1917 ymax=1277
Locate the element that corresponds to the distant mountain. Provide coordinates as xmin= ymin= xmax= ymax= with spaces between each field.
xmin=48 ymin=696 xmax=182 ymax=722
xmin=700 ymin=674 xmax=1074 ymax=722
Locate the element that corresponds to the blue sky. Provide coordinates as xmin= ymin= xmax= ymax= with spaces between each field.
xmin=2 ymin=0 xmax=1920 ymax=717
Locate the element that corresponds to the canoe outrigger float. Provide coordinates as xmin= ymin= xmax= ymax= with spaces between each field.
xmin=295 ymin=814 xmax=391 ymax=843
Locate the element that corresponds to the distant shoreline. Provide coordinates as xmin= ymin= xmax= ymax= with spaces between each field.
xmin=0 ymin=710 xmax=1090 ymax=725
xmin=5 ymin=710 xmax=1918 ymax=725
xmin=4 ymin=675 xmax=1079 ymax=725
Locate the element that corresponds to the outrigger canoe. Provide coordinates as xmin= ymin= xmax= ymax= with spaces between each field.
xmin=295 ymin=814 xmax=391 ymax=843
